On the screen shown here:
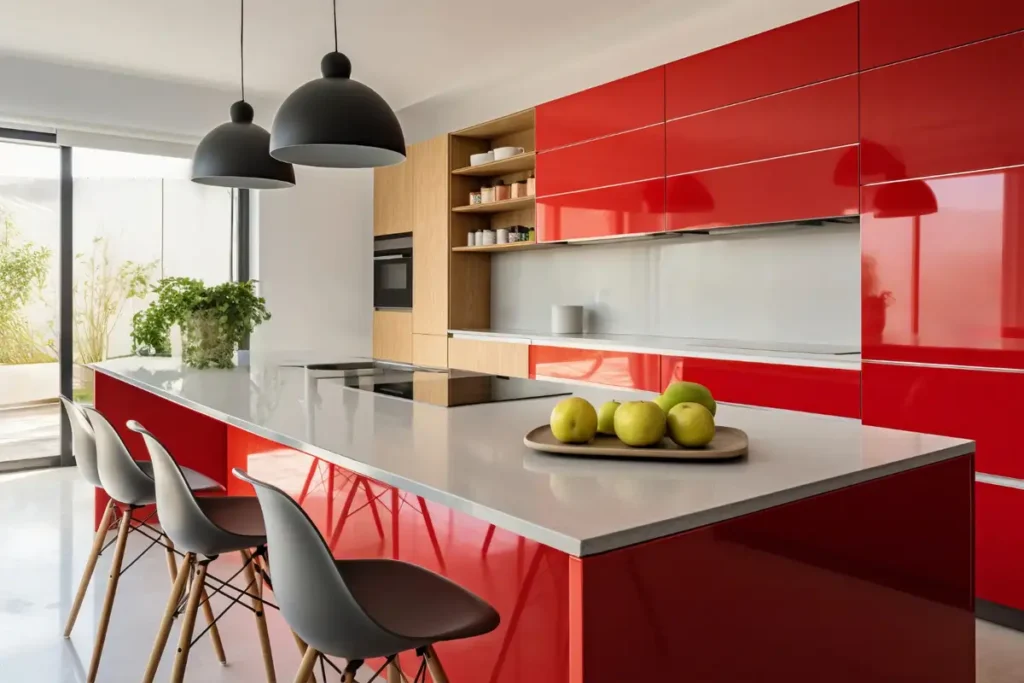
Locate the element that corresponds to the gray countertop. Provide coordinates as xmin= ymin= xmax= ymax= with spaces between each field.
xmin=92 ymin=356 xmax=971 ymax=556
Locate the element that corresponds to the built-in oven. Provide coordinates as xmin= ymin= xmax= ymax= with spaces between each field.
xmin=373 ymin=233 xmax=413 ymax=309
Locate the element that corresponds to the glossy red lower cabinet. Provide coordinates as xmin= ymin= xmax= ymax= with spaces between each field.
xmin=536 ymin=67 xmax=664 ymax=152
xmin=665 ymin=3 xmax=858 ymax=119
xmin=666 ymin=146 xmax=858 ymax=231
xmin=666 ymin=75 xmax=857 ymax=176
xmin=661 ymin=356 xmax=860 ymax=418
xmin=976 ymin=482 xmax=1024 ymax=611
xmin=860 ymin=0 xmax=1024 ymax=70
xmin=861 ymin=166 xmax=1024 ymax=369
xmin=861 ymin=32 xmax=1024 ymax=183
xmin=574 ymin=456 xmax=974 ymax=683
xmin=537 ymin=179 xmax=664 ymax=241
xmin=862 ymin=362 xmax=1024 ymax=479
xmin=530 ymin=346 xmax=661 ymax=391
xmin=537 ymin=124 xmax=665 ymax=197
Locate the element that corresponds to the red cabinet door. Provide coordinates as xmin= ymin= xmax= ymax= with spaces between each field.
xmin=665 ymin=3 xmax=858 ymax=119
xmin=535 ymin=67 xmax=665 ymax=152
xmin=537 ymin=179 xmax=665 ymax=241
xmin=861 ymin=32 xmax=1024 ymax=183
xmin=537 ymin=124 xmax=665 ymax=197
xmin=661 ymin=356 xmax=861 ymax=418
xmin=861 ymin=165 xmax=1024 ymax=370
xmin=976 ymin=481 xmax=1024 ymax=611
xmin=529 ymin=346 xmax=661 ymax=391
xmin=666 ymin=75 xmax=857 ymax=176
xmin=861 ymin=0 xmax=1024 ymax=69
xmin=862 ymin=361 xmax=1024 ymax=479
xmin=666 ymin=146 xmax=858 ymax=232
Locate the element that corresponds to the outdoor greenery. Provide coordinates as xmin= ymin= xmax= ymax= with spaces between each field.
xmin=0 ymin=208 xmax=52 ymax=365
xmin=131 ymin=277 xmax=270 ymax=368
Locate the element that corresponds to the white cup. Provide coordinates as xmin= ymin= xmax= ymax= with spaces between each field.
xmin=493 ymin=146 xmax=525 ymax=161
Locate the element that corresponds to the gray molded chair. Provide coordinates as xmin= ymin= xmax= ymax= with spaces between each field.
xmin=61 ymin=399 xmax=223 ymax=683
xmin=233 ymin=468 xmax=500 ymax=683
xmin=127 ymin=420 xmax=277 ymax=683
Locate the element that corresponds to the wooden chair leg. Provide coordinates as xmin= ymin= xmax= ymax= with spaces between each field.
xmin=293 ymin=646 xmax=320 ymax=683
xmin=387 ymin=657 xmax=404 ymax=683
xmin=200 ymin=584 xmax=227 ymax=663
xmin=242 ymin=549 xmax=277 ymax=683
xmin=85 ymin=505 xmax=132 ymax=683
xmin=169 ymin=559 xmax=210 ymax=683
xmin=142 ymin=552 xmax=194 ymax=683
xmin=164 ymin=537 xmax=179 ymax=581
xmin=290 ymin=632 xmax=317 ymax=683
xmin=64 ymin=499 xmax=115 ymax=638
xmin=425 ymin=645 xmax=450 ymax=683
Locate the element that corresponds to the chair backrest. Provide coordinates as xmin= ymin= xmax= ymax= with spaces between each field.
xmin=82 ymin=407 xmax=155 ymax=506
xmin=126 ymin=421 xmax=225 ymax=554
xmin=232 ymin=468 xmax=405 ymax=659
xmin=60 ymin=397 xmax=100 ymax=488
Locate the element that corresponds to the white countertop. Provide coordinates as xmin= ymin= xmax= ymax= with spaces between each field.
xmin=449 ymin=329 xmax=862 ymax=370
xmin=93 ymin=356 xmax=969 ymax=556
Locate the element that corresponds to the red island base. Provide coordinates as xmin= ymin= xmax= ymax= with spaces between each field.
xmin=95 ymin=372 xmax=975 ymax=683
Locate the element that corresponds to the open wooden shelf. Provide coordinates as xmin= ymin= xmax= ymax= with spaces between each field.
xmin=452 ymin=196 xmax=536 ymax=214
xmin=451 ymin=152 xmax=536 ymax=177
xmin=452 ymin=240 xmax=553 ymax=253
xmin=453 ymin=109 xmax=535 ymax=139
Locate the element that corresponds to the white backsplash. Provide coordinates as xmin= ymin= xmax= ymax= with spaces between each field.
xmin=491 ymin=222 xmax=861 ymax=346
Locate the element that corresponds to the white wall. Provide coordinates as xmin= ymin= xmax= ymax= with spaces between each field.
xmin=253 ymin=166 xmax=373 ymax=358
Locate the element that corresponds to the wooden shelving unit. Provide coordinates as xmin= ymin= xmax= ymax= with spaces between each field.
xmin=452 ymin=196 xmax=536 ymax=214
xmin=453 ymin=109 xmax=536 ymax=139
xmin=451 ymin=240 xmax=551 ymax=253
xmin=451 ymin=152 xmax=536 ymax=177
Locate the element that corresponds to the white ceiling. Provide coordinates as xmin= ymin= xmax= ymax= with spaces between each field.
xmin=0 ymin=0 xmax=742 ymax=111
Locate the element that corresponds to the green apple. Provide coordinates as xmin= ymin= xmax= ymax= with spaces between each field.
xmin=659 ymin=381 xmax=717 ymax=416
xmin=549 ymin=397 xmax=598 ymax=444
xmin=596 ymin=401 xmax=620 ymax=435
xmin=667 ymin=402 xmax=716 ymax=447
xmin=613 ymin=401 xmax=666 ymax=447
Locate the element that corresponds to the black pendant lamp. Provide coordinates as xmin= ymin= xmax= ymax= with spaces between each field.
xmin=192 ymin=0 xmax=295 ymax=189
xmin=269 ymin=0 xmax=406 ymax=168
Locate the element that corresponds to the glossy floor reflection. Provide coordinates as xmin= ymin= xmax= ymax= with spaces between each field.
xmin=3 ymin=466 xmax=1023 ymax=682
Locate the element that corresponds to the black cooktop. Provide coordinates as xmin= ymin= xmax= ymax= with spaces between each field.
xmin=341 ymin=371 xmax=570 ymax=407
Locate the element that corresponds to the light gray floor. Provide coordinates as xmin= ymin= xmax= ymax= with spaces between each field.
xmin=0 ymin=467 xmax=1022 ymax=682
xmin=0 ymin=403 xmax=60 ymax=463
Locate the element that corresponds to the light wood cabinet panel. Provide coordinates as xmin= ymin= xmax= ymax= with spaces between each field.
xmin=412 ymin=334 xmax=448 ymax=368
xmin=411 ymin=135 xmax=450 ymax=335
xmin=374 ymin=157 xmax=413 ymax=236
xmin=373 ymin=310 xmax=412 ymax=363
xmin=447 ymin=337 xmax=529 ymax=378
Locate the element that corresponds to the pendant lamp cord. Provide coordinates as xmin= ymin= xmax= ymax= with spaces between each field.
xmin=332 ymin=0 xmax=338 ymax=52
xmin=239 ymin=0 xmax=245 ymax=101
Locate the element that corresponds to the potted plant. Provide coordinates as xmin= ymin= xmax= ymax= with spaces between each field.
xmin=130 ymin=277 xmax=270 ymax=369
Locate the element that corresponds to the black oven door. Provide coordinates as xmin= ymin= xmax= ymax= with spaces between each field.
xmin=373 ymin=234 xmax=413 ymax=309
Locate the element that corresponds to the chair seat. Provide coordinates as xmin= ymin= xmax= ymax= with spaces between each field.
xmin=335 ymin=559 xmax=500 ymax=644
xmin=191 ymin=497 xmax=268 ymax=555
xmin=136 ymin=461 xmax=223 ymax=494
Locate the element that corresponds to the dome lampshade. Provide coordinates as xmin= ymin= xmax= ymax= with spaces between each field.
xmin=192 ymin=101 xmax=296 ymax=189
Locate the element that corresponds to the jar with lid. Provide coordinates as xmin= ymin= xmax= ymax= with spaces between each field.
xmin=480 ymin=186 xmax=495 ymax=203
xmin=493 ymin=181 xmax=510 ymax=202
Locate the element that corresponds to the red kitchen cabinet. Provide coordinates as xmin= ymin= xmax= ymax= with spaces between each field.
xmin=860 ymin=0 xmax=1024 ymax=70
xmin=529 ymin=346 xmax=661 ymax=391
xmin=665 ymin=3 xmax=857 ymax=119
xmin=861 ymin=165 xmax=1024 ymax=370
xmin=862 ymin=361 xmax=1024 ymax=480
xmin=666 ymin=146 xmax=858 ymax=232
xmin=976 ymin=482 xmax=1024 ymax=612
xmin=537 ymin=124 xmax=665 ymax=197
xmin=535 ymin=67 xmax=664 ymax=152
xmin=537 ymin=179 xmax=665 ymax=241
xmin=666 ymin=75 xmax=857 ymax=176
xmin=861 ymin=32 xmax=1024 ymax=183
xmin=661 ymin=356 xmax=861 ymax=418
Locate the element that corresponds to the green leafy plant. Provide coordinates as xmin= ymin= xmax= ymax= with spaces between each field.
xmin=0 ymin=208 xmax=54 ymax=365
xmin=131 ymin=277 xmax=270 ymax=369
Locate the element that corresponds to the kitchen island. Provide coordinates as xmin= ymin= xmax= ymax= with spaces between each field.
xmin=91 ymin=356 xmax=975 ymax=683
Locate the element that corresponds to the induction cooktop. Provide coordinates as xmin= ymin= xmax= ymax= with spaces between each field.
xmin=340 ymin=370 xmax=571 ymax=408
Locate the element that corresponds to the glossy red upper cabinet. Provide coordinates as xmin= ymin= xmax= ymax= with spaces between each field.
xmin=666 ymin=146 xmax=859 ymax=232
xmin=538 ymin=179 xmax=665 ymax=241
xmin=537 ymin=125 xmax=665 ymax=197
xmin=861 ymin=0 xmax=1024 ymax=69
xmin=535 ymin=67 xmax=664 ymax=152
xmin=861 ymin=32 xmax=1024 ymax=183
xmin=861 ymin=166 xmax=1024 ymax=370
xmin=862 ymin=362 xmax=1024 ymax=479
xmin=666 ymin=76 xmax=857 ymax=176
xmin=976 ymin=482 xmax=1024 ymax=612
xmin=665 ymin=4 xmax=857 ymax=119
xmin=662 ymin=356 xmax=861 ymax=418
xmin=529 ymin=346 xmax=661 ymax=391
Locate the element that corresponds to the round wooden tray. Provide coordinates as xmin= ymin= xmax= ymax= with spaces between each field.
xmin=523 ymin=425 xmax=748 ymax=461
